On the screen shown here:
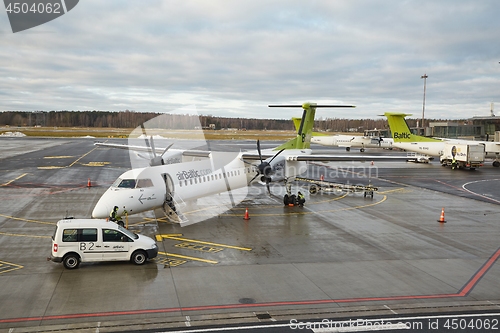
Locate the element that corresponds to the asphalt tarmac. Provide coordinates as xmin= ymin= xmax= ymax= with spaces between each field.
xmin=0 ymin=137 xmax=499 ymax=332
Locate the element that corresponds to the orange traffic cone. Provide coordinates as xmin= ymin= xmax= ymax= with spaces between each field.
xmin=243 ymin=208 xmax=250 ymax=220
xmin=437 ymin=207 xmax=446 ymax=223
xmin=87 ymin=178 xmax=92 ymax=187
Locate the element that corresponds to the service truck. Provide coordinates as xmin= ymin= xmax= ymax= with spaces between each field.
xmin=440 ymin=143 xmax=485 ymax=170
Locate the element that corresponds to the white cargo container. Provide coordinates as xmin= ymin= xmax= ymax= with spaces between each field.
xmin=440 ymin=143 xmax=485 ymax=170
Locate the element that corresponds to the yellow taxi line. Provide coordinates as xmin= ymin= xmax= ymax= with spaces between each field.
xmin=159 ymin=235 xmax=252 ymax=251
xmin=158 ymin=251 xmax=218 ymax=264
xmin=0 ymin=213 xmax=55 ymax=225
xmin=1 ymin=173 xmax=28 ymax=186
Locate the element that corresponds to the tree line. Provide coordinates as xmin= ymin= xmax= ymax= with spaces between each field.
xmin=0 ymin=110 xmax=429 ymax=132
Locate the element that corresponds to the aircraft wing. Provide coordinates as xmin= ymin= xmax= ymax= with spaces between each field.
xmin=94 ymin=141 xmax=211 ymax=158
xmin=285 ymin=154 xmax=410 ymax=162
xmin=240 ymin=150 xmax=410 ymax=162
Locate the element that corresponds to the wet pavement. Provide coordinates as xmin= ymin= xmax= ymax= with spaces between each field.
xmin=0 ymin=137 xmax=499 ymax=332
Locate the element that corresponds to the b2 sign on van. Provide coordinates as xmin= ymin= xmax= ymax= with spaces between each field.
xmin=50 ymin=219 xmax=158 ymax=269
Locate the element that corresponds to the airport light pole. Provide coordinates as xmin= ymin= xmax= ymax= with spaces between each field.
xmin=421 ymin=74 xmax=428 ymax=133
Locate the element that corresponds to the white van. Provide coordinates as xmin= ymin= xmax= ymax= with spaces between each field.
xmin=50 ymin=218 xmax=158 ymax=269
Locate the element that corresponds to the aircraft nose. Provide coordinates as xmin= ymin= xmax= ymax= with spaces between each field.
xmin=92 ymin=201 xmax=109 ymax=219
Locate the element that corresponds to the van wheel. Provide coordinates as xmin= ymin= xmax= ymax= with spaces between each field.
xmin=131 ymin=250 xmax=147 ymax=265
xmin=63 ymin=254 xmax=80 ymax=269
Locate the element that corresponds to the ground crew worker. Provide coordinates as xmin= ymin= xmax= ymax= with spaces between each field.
xmin=109 ymin=206 xmax=125 ymax=227
xmin=451 ymin=157 xmax=457 ymax=170
xmin=297 ymin=191 xmax=305 ymax=207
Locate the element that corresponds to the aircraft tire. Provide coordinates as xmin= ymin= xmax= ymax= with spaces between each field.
xmin=117 ymin=221 xmax=125 ymax=227
xmin=309 ymin=185 xmax=318 ymax=194
xmin=283 ymin=194 xmax=289 ymax=205
xmin=493 ymin=161 xmax=500 ymax=167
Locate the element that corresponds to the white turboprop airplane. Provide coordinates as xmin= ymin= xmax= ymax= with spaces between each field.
xmin=311 ymin=134 xmax=394 ymax=152
xmin=384 ymin=112 xmax=500 ymax=167
xmin=91 ymin=103 xmax=409 ymax=226
xmin=291 ymin=117 xmax=393 ymax=152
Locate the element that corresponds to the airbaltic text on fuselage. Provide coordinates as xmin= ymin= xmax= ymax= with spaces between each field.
xmin=177 ymin=168 xmax=213 ymax=181
xmin=393 ymin=132 xmax=411 ymax=139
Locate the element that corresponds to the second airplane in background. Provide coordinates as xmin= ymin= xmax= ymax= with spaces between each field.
xmin=291 ymin=117 xmax=394 ymax=152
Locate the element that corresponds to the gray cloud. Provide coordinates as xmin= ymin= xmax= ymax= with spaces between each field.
xmin=0 ymin=0 xmax=499 ymax=120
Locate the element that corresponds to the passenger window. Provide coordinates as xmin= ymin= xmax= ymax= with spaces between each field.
xmin=80 ymin=228 xmax=97 ymax=242
xmin=62 ymin=229 xmax=78 ymax=242
xmin=136 ymin=179 xmax=153 ymax=188
xmin=103 ymin=229 xmax=129 ymax=242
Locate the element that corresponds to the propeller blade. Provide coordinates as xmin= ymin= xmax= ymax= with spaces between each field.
xmin=266 ymin=179 xmax=271 ymax=195
xmin=150 ymin=136 xmax=157 ymax=157
xmin=268 ymin=148 xmax=285 ymax=163
xmin=248 ymin=173 xmax=260 ymax=185
xmin=161 ymin=143 xmax=174 ymax=157
xmin=257 ymin=139 xmax=263 ymax=163
xmin=140 ymin=124 xmax=153 ymax=159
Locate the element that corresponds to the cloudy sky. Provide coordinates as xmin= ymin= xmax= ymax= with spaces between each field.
xmin=1 ymin=1 xmax=499 ymax=120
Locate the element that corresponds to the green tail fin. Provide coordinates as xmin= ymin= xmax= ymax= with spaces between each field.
xmin=292 ymin=117 xmax=326 ymax=137
xmin=275 ymin=103 xmax=318 ymax=150
xmin=384 ymin=112 xmax=440 ymax=142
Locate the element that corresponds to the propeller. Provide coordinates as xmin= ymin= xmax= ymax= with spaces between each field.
xmin=249 ymin=140 xmax=284 ymax=194
xmin=139 ymin=124 xmax=174 ymax=166
xmin=378 ymin=136 xmax=383 ymax=147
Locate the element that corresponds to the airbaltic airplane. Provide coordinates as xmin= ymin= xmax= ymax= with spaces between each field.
xmin=291 ymin=117 xmax=393 ymax=152
xmin=91 ymin=103 xmax=409 ymax=226
xmin=384 ymin=112 xmax=500 ymax=167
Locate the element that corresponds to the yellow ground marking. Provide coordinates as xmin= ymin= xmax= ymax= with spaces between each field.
xmin=43 ymin=156 xmax=74 ymax=159
xmin=81 ymin=162 xmax=110 ymax=167
xmin=1 ymin=173 xmax=28 ymax=186
xmin=38 ymin=166 xmax=66 ymax=170
xmin=0 ymin=260 xmax=23 ymax=274
xmin=159 ymin=235 xmax=252 ymax=251
xmin=155 ymin=234 xmax=183 ymax=242
xmin=182 ymin=195 xmax=388 ymax=218
xmin=0 ymin=231 xmax=51 ymax=239
xmin=158 ymin=251 xmax=218 ymax=264
xmin=154 ymin=257 xmax=187 ymax=267
xmin=377 ymin=188 xmax=410 ymax=194
xmin=0 ymin=213 xmax=55 ymax=225
xmin=38 ymin=147 xmax=99 ymax=169
xmin=175 ymin=242 xmax=224 ymax=253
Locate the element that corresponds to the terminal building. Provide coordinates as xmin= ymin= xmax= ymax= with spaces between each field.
xmin=366 ymin=109 xmax=500 ymax=142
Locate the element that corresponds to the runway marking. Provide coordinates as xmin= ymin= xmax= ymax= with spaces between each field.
xmin=0 ymin=260 xmax=23 ymax=274
xmin=43 ymin=156 xmax=74 ymax=159
xmin=158 ymin=251 xmax=218 ymax=264
xmin=159 ymin=235 xmax=252 ymax=251
xmin=0 ymin=173 xmax=28 ymax=186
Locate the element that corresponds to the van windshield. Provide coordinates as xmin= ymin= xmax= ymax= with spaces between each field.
xmin=118 ymin=225 xmax=139 ymax=240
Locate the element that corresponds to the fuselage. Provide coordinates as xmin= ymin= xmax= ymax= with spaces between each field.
xmin=312 ymin=135 xmax=394 ymax=150
xmin=393 ymin=139 xmax=500 ymax=159
xmin=92 ymin=149 xmax=309 ymax=218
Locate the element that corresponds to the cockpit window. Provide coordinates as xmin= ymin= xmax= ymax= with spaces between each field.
xmin=117 ymin=179 xmax=136 ymax=188
xmin=111 ymin=178 xmax=122 ymax=187
xmin=136 ymin=179 xmax=154 ymax=188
